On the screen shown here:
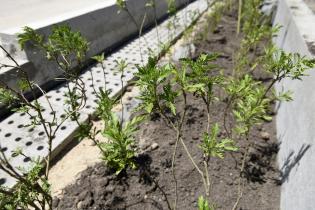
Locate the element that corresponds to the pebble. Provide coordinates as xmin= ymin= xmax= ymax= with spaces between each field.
xmin=260 ymin=131 xmax=270 ymax=140
xmin=214 ymin=36 xmax=227 ymax=44
xmin=169 ymin=140 xmax=176 ymax=145
xmin=151 ymin=142 xmax=159 ymax=150
xmin=227 ymin=180 xmax=234 ymax=185
xmin=76 ymin=201 xmax=83 ymax=209
xmin=139 ymin=137 xmax=150 ymax=150
xmin=96 ymin=177 xmax=109 ymax=187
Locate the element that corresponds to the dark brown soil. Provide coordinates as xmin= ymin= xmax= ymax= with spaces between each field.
xmin=54 ymin=6 xmax=280 ymax=210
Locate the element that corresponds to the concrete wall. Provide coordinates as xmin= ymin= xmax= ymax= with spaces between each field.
xmin=273 ymin=0 xmax=315 ymax=209
xmin=0 ymin=0 xmax=191 ymax=91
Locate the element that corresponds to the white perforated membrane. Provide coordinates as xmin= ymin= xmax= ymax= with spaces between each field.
xmin=0 ymin=0 xmax=207 ymax=187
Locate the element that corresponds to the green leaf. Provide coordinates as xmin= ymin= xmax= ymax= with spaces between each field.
xmin=18 ymin=26 xmax=44 ymax=50
xmin=200 ymin=124 xmax=238 ymax=159
xmin=92 ymin=53 xmax=105 ymax=63
xmin=145 ymin=102 xmax=154 ymax=113
xmin=168 ymin=102 xmax=176 ymax=115
xmin=198 ymin=196 xmax=214 ymax=210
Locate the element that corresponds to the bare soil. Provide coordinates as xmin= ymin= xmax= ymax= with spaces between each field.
xmin=53 ymin=5 xmax=280 ymax=210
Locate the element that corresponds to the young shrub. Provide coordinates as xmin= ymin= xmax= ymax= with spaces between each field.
xmin=0 ymin=24 xmax=89 ymax=210
xmin=116 ymin=0 xmax=149 ymax=62
xmin=99 ymin=113 xmax=144 ymax=174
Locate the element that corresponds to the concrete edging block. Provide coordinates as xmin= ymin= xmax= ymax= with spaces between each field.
xmin=273 ymin=0 xmax=315 ymax=209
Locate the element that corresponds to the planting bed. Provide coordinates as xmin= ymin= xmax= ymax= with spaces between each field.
xmin=54 ymin=5 xmax=280 ymax=210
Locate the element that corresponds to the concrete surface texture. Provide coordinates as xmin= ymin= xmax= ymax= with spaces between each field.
xmin=0 ymin=0 xmax=114 ymax=31
xmin=273 ymin=0 xmax=315 ymax=209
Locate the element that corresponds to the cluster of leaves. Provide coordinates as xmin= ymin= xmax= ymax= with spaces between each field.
xmin=225 ymin=75 xmax=268 ymax=135
xmin=264 ymin=45 xmax=315 ymax=80
xmin=198 ymin=196 xmax=215 ymax=210
xmin=0 ymin=160 xmax=50 ymax=210
xmin=200 ymin=124 xmax=237 ymax=159
xmin=167 ymin=0 xmax=177 ymax=16
xmin=100 ymin=113 xmax=144 ymax=174
xmin=135 ymin=57 xmax=171 ymax=114
xmin=181 ymin=53 xmax=223 ymax=104
xmin=0 ymin=88 xmax=17 ymax=107
xmin=18 ymin=25 xmax=88 ymax=75
xmin=116 ymin=0 xmax=126 ymax=10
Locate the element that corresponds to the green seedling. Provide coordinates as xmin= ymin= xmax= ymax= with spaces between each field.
xmin=198 ymin=196 xmax=215 ymax=210
xmin=100 ymin=113 xmax=144 ymax=174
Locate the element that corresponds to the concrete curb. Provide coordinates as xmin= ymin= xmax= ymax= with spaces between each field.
xmin=273 ymin=0 xmax=315 ymax=209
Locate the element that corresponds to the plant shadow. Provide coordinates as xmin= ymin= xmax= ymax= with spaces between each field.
xmin=244 ymin=142 xmax=280 ymax=184
xmin=279 ymin=144 xmax=311 ymax=184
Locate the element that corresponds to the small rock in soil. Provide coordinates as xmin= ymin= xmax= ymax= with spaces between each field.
xmin=192 ymin=135 xmax=199 ymax=140
xmin=227 ymin=179 xmax=234 ymax=185
xmin=151 ymin=142 xmax=159 ymax=150
xmin=208 ymin=36 xmax=227 ymax=44
xmin=248 ymin=147 xmax=258 ymax=156
xmin=260 ymin=131 xmax=270 ymax=140
xmin=52 ymin=197 xmax=60 ymax=208
xmin=95 ymin=177 xmax=109 ymax=187
xmin=78 ymin=191 xmax=90 ymax=201
xmin=139 ymin=136 xmax=151 ymax=150
xmin=76 ymin=201 xmax=83 ymax=209
xmin=169 ymin=139 xmax=176 ymax=145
